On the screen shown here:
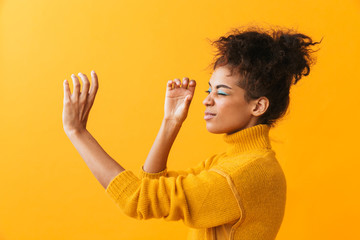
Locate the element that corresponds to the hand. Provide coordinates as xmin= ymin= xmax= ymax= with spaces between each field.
xmin=164 ymin=77 xmax=196 ymax=124
xmin=62 ymin=71 xmax=99 ymax=135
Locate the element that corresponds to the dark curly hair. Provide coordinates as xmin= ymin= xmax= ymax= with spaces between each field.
xmin=207 ymin=25 xmax=323 ymax=127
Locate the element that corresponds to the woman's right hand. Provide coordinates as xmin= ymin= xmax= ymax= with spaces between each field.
xmin=163 ymin=77 xmax=196 ymax=124
xmin=62 ymin=71 xmax=99 ymax=135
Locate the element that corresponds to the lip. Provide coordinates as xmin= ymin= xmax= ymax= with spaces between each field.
xmin=204 ymin=112 xmax=216 ymax=120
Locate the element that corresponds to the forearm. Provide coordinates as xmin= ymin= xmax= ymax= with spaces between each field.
xmin=66 ymin=129 xmax=125 ymax=189
xmin=143 ymin=119 xmax=182 ymax=173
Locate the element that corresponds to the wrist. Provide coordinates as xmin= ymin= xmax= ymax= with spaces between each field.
xmin=65 ymin=127 xmax=87 ymax=138
xmin=161 ymin=118 xmax=182 ymax=130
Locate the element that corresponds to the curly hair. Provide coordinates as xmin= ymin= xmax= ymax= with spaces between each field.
xmin=207 ymin=25 xmax=323 ymax=127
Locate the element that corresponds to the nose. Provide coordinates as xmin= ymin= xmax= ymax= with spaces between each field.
xmin=203 ymin=93 xmax=214 ymax=106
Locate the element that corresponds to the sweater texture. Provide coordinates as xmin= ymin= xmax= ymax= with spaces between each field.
xmin=106 ymin=124 xmax=287 ymax=240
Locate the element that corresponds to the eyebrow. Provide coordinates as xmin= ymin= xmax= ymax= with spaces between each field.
xmin=208 ymin=82 xmax=232 ymax=89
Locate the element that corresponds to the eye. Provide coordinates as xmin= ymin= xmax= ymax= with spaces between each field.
xmin=205 ymin=87 xmax=212 ymax=94
xmin=217 ymin=90 xmax=229 ymax=96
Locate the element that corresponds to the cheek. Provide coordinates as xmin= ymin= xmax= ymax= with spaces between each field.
xmin=218 ymin=99 xmax=242 ymax=114
xmin=219 ymin=101 xmax=249 ymax=120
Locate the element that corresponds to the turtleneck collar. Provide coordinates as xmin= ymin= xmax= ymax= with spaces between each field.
xmin=223 ymin=124 xmax=272 ymax=155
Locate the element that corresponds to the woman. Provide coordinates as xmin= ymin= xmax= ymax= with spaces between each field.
xmin=62 ymin=26 xmax=321 ymax=240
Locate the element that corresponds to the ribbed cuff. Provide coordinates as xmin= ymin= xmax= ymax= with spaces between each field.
xmin=139 ymin=166 xmax=168 ymax=179
xmin=105 ymin=170 xmax=140 ymax=201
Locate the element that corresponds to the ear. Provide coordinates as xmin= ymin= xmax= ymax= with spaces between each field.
xmin=250 ymin=96 xmax=269 ymax=117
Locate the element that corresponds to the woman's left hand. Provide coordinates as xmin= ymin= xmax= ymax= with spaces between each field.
xmin=164 ymin=77 xmax=196 ymax=124
xmin=62 ymin=71 xmax=99 ymax=135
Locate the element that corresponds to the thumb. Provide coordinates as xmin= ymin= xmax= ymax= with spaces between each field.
xmin=63 ymin=79 xmax=71 ymax=102
xmin=184 ymin=94 xmax=192 ymax=103
xmin=183 ymin=95 xmax=192 ymax=110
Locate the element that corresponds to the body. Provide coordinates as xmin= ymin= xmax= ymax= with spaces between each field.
xmin=62 ymin=26 xmax=321 ymax=239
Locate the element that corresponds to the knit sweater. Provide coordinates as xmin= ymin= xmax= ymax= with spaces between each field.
xmin=106 ymin=124 xmax=287 ymax=240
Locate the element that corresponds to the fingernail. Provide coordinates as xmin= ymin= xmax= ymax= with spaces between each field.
xmin=91 ymin=70 xmax=95 ymax=74
xmin=71 ymin=74 xmax=75 ymax=78
xmin=78 ymin=72 xmax=82 ymax=76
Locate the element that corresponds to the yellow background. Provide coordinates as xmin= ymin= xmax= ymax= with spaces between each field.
xmin=1 ymin=0 xmax=359 ymax=239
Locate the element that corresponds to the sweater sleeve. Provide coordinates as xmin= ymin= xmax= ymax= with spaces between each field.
xmin=139 ymin=154 xmax=220 ymax=179
xmin=105 ymin=168 xmax=241 ymax=229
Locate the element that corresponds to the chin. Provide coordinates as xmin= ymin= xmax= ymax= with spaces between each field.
xmin=206 ymin=123 xmax=244 ymax=135
xmin=206 ymin=129 xmax=224 ymax=134
xmin=205 ymin=125 xmax=227 ymax=134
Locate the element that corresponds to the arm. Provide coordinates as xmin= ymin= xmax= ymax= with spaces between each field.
xmin=62 ymin=71 xmax=124 ymax=189
xmin=62 ymin=72 xmax=240 ymax=226
xmin=142 ymin=119 xmax=182 ymax=173
xmin=106 ymin=168 xmax=241 ymax=228
xmin=139 ymin=153 xmax=220 ymax=179
xmin=66 ymin=129 xmax=125 ymax=189
xmin=142 ymin=77 xmax=196 ymax=173
xmin=62 ymin=72 xmax=196 ymax=188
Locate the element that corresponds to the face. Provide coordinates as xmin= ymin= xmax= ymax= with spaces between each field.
xmin=203 ymin=65 xmax=258 ymax=134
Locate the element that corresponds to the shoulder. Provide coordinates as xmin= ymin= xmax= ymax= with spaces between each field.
xmin=204 ymin=152 xmax=227 ymax=168
xmin=209 ymin=149 xmax=286 ymax=202
xmin=211 ymin=149 xmax=285 ymax=181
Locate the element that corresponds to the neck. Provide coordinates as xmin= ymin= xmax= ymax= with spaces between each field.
xmin=223 ymin=124 xmax=272 ymax=155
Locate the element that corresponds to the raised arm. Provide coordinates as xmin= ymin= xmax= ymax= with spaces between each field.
xmin=62 ymin=71 xmax=125 ymax=189
xmin=62 ymin=72 xmax=196 ymax=189
xmin=142 ymin=77 xmax=196 ymax=173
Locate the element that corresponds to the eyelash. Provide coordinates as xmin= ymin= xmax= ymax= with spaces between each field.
xmin=205 ymin=88 xmax=228 ymax=96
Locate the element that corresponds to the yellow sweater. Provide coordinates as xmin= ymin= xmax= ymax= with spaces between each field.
xmin=106 ymin=124 xmax=287 ymax=240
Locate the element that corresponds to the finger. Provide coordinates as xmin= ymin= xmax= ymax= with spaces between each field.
xmin=182 ymin=77 xmax=189 ymax=89
xmin=82 ymin=71 xmax=99 ymax=120
xmin=174 ymin=78 xmax=181 ymax=88
xmin=185 ymin=94 xmax=193 ymax=102
xmin=63 ymin=79 xmax=71 ymax=102
xmin=167 ymin=80 xmax=173 ymax=91
xmin=183 ymin=95 xmax=193 ymax=112
xmin=78 ymin=72 xmax=90 ymax=99
xmin=89 ymin=70 xmax=99 ymax=99
xmin=71 ymin=74 xmax=81 ymax=101
xmin=188 ymin=79 xmax=196 ymax=94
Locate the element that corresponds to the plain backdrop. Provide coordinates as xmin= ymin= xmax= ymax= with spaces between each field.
xmin=0 ymin=0 xmax=359 ymax=239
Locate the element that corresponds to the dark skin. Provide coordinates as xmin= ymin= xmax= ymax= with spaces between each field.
xmin=61 ymin=66 xmax=268 ymax=188
xmin=62 ymin=71 xmax=196 ymax=188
